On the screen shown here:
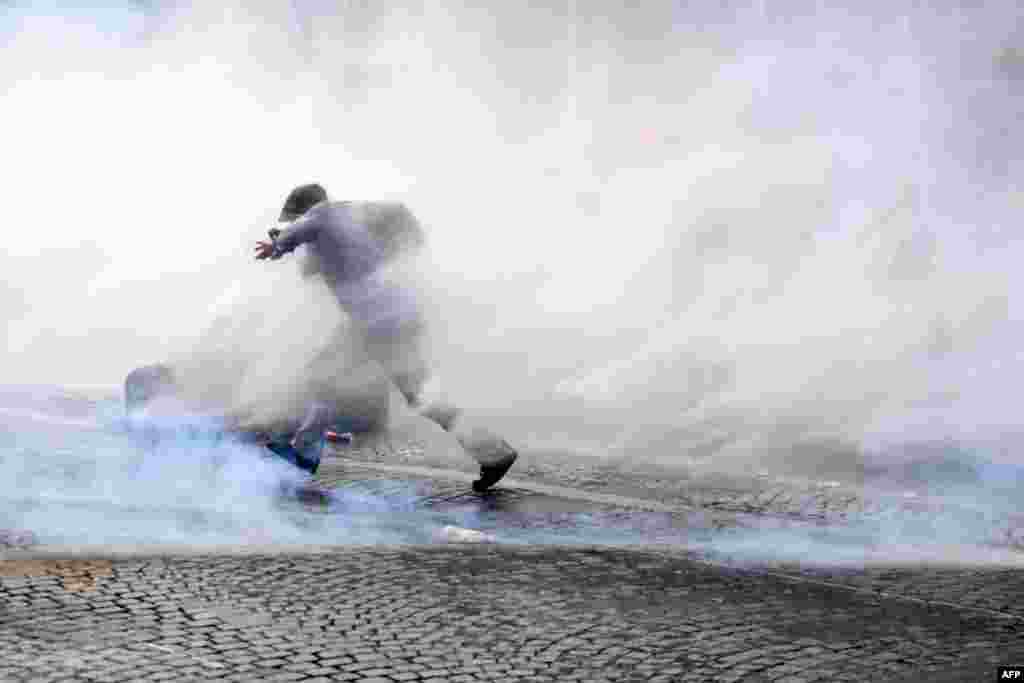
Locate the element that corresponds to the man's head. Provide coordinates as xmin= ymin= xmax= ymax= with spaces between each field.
xmin=279 ymin=183 xmax=328 ymax=221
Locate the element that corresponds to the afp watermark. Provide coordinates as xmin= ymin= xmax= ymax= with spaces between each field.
xmin=999 ymin=666 xmax=1024 ymax=680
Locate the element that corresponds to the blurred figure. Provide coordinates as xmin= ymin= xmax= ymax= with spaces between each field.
xmin=256 ymin=184 xmax=517 ymax=491
xmin=255 ymin=184 xmax=427 ymax=407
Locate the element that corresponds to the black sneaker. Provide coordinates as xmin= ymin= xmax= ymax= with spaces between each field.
xmin=472 ymin=458 xmax=516 ymax=492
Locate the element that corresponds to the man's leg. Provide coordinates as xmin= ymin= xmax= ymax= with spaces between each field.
xmin=264 ymin=435 xmax=323 ymax=475
xmin=363 ymin=320 xmax=518 ymax=491
xmin=391 ymin=367 xmax=430 ymax=408
xmin=360 ymin=319 xmax=432 ymax=408
xmin=264 ymin=434 xmax=333 ymax=505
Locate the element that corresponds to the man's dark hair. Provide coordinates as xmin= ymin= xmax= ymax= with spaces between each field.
xmin=280 ymin=183 xmax=328 ymax=221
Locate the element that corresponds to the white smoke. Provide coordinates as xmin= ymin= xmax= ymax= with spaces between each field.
xmin=0 ymin=402 xmax=460 ymax=547
xmin=1 ymin=2 xmax=1023 ymax=560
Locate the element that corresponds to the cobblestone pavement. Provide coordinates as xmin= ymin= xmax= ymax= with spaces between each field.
xmin=326 ymin=432 xmax=873 ymax=522
xmin=316 ymin=459 xmax=1024 ymax=620
xmin=339 ymin=432 xmax=1024 ymax=547
xmin=2 ymin=546 xmax=1022 ymax=682
xmin=3 ymin=428 xmax=1024 ymax=681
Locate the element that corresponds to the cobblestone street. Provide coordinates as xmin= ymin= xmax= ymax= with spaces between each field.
xmin=2 ymin=545 xmax=1022 ymax=682
xmin=2 ymin=441 xmax=1023 ymax=681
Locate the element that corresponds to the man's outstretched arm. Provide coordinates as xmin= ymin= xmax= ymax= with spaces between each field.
xmin=254 ymin=209 xmax=325 ymax=260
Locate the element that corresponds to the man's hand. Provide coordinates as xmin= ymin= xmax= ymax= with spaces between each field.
xmin=254 ymin=240 xmax=275 ymax=260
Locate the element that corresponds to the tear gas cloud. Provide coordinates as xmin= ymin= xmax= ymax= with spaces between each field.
xmin=2 ymin=1 xmax=1022 ymax=474
xmin=0 ymin=405 xmax=477 ymax=547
